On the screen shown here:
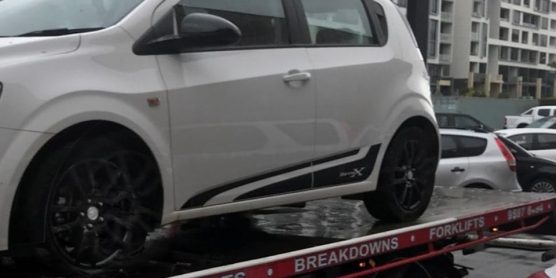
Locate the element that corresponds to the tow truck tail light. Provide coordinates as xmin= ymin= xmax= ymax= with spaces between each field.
xmin=495 ymin=137 xmax=516 ymax=172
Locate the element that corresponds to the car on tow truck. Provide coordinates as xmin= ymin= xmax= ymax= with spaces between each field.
xmin=0 ymin=0 xmax=438 ymax=275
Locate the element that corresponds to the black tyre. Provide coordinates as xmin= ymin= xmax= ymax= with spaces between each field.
xmin=526 ymin=178 xmax=556 ymax=193
xmin=364 ymin=126 xmax=438 ymax=222
xmin=15 ymin=131 xmax=162 ymax=275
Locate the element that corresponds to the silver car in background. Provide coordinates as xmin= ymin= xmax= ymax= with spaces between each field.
xmin=436 ymin=129 xmax=521 ymax=191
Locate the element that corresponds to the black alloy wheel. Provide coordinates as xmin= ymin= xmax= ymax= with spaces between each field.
xmin=48 ymin=151 xmax=160 ymax=269
xmin=528 ymin=179 xmax=556 ymax=193
xmin=15 ymin=131 xmax=163 ymax=275
xmin=365 ymin=126 xmax=438 ymax=222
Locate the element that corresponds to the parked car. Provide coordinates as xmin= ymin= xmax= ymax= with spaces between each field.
xmin=436 ymin=112 xmax=493 ymax=132
xmin=0 ymin=0 xmax=439 ymax=274
xmin=527 ymin=116 xmax=556 ymax=129
xmin=504 ymin=106 xmax=556 ymax=129
xmin=496 ymin=128 xmax=556 ymax=162
xmin=498 ymin=136 xmax=556 ymax=193
xmin=436 ymin=129 xmax=520 ymax=191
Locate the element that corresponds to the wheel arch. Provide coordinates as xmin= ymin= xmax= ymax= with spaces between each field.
xmin=8 ymin=120 xmax=167 ymax=250
xmin=464 ymin=183 xmax=494 ymax=190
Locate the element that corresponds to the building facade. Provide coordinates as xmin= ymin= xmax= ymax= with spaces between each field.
xmin=397 ymin=0 xmax=556 ymax=98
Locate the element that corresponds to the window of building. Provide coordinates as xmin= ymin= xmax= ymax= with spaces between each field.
xmin=500 ymin=8 xmax=510 ymax=21
xmin=535 ymin=0 xmax=550 ymax=13
xmin=513 ymin=11 xmax=521 ymax=25
xmin=472 ymin=0 xmax=484 ymax=17
xmin=542 ymin=17 xmax=548 ymax=29
xmin=541 ymin=34 xmax=548 ymax=46
xmin=522 ymin=13 xmax=539 ymax=28
xmin=499 ymin=27 xmax=509 ymax=40
xmin=522 ymin=31 xmax=528 ymax=44
xmin=430 ymin=0 xmax=438 ymax=14
xmin=428 ymin=19 xmax=438 ymax=58
xmin=500 ymin=46 xmax=509 ymax=60
xmin=540 ymin=52 xmax=547 ymax=64
xmin=301 ymin=0 xmax=376 ymax=45
xmin=470 ymin=42 xmax=479 ymax=56
xmin=511 ymin=48 xmax=519 ymax=60
xmin=512 ymin=29 xmax=519 ymax=42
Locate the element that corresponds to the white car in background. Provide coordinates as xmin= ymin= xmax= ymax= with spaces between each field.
xmin=0 ymin=0 xmax=439 ymax=275
xmin=496 ymin=128 xmax=556 ymax=162
xmin=504 ymin=106 xmax=556 ymax=129
xmin=436 ymin=129 xmax=521 ymax=191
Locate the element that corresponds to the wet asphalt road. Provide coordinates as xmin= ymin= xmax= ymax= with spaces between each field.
xmin=1 ymin=190 xmax=556 ymax=277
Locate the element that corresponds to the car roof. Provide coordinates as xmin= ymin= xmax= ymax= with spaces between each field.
xmin=495 ymin=128 xmax=556 ymax=136
xmin=439 ymin=129 xmax=493 ymax=138
xmin=530 ymin=106 xmax=556 ymax=109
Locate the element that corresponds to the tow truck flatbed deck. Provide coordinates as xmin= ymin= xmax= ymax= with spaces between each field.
xmin=169 ymin=188 xmax=556 ymax=278
xmin=1 ymin=188 xmax=554 ymax=277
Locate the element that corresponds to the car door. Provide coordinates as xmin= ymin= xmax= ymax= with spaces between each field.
xmin=531 ymin=133 xmax=556 ymax=162
xmin=296 ymin=0 xmax=395 ymax=187
xmin=154 ymin=0 xmax=317 ymax=209
xmin=435 ymin=135 xmax=470 ymax=187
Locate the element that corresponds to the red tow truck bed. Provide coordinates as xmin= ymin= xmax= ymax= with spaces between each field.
xmin=170 ymin=188 xmax=555 ymax=278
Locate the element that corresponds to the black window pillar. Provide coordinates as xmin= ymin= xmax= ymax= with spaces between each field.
xmin=406 ymin=0 xmax=429 ymax=63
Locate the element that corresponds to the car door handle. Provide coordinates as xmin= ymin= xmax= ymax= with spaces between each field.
xmin=451 ymin=167 xmax=465 ymax=173
xmin=283 ymin=70 xmax=311 ymax=83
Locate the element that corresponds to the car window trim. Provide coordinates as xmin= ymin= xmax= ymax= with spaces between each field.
xmin=135 ymin=0 xmax=388 ymax=55
xmin=294 ymin=0 xmax=385 ymax=48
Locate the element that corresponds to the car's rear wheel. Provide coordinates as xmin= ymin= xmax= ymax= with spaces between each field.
xmin=526 ymin=178 xmax=556 ymax=193
xmin=364 ymin=126 xmax=438 ymax=222
xmin=16 ymin=132 xmax=163 ymax=275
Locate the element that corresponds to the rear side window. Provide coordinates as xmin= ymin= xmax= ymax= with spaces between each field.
xmin=508 ymin=134 xmax=534 ymax=149
xmin=300 ymin=0 xmax=377 ymax=45
xmin=177 ymin=0 xmax=290 ymax=47
xmin=441 ymin=135 xmax=459 ymax=158
xmin=535 ymin=134 xmax=556 ymax=150
xmin=441 ymin=135 xmax=487 ymax=158
xmin=458 ymin=136 xmax=487 ymax=156
xmin=538 ymin=109 xmax=550 ymax=117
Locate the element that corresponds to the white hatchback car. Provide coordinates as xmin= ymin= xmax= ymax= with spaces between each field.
xmin=0 ymin=0 xmax=439 ymax=274
xmin=436 ymin=129 xmax=521 ymax=192
xmin=496 ymin=128 xmax=556 ymax=162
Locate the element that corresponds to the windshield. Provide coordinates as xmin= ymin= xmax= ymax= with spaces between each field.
xmin=0 ymin=0 xmax=144 ymax=37
xmin=528 ymin=117 xmax=556 ymax=128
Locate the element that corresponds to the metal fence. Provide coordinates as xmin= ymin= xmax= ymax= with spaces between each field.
xmin=432 ymin=96 xmax=539 ymax=129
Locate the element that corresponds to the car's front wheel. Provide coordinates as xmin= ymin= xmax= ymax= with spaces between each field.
xmin=364 ymin=126 xmax=438 ymax=222
xmin=14 ymin=131 xmax=163 ymax=275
